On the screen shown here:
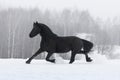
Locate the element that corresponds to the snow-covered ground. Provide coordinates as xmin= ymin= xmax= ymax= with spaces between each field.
xmin=0 ymin=55 xmax=120 ymax=80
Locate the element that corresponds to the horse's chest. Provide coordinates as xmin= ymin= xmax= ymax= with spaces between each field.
xmin=41 ymin=39 xmax=56 ymax=50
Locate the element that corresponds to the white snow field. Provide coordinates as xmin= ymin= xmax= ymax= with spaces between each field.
xmin=0 ymin=54 xmax=120 ymax=80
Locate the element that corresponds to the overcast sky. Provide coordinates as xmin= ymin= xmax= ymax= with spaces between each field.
xmin=0 ymin=0 xmax=120 ymax=20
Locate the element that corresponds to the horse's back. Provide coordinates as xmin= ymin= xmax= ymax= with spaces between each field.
xmin=58 ymin=36 xmax=82 ymax=45
xmin=56 ymin=36 xmax=83 ymax=53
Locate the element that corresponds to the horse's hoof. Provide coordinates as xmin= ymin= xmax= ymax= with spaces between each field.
xmin=69 ymin=62 xmax=73 ymax=64
xmin=69 ymin=60 xmax=75 ymax=64
xmin=26 ymin=61 xmax=31 ymax=64
xmin=86 ymin=58 xmax=93 ymax=62
xmin=51 ymin=59 xmax=55 ymax=63
xmin=47 ymin=59 xmax=56 ymax=63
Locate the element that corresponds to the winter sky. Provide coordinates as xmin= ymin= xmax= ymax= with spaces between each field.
xmin=0 ymin=0 xmax=120 ymax=20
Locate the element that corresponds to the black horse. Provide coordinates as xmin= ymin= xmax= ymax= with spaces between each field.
xmin=26 ymin=21 xmax=93 ymax=64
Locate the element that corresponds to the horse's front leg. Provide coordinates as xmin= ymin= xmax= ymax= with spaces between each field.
xmin=26 ymin=48 xmax=43 ymax=64
xmin=46 ymin=52 xmax=55 ymax=63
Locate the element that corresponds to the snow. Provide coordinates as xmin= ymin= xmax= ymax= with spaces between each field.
xmin=75 ymin=33 xmax=94 ymax=41
xmin=109 ymin=45 xmax=120 ymax=59
xmin=0 ymin=58 xmax=120 ymax=80
xmin=0 ymin=32 xmax=118 ymax=80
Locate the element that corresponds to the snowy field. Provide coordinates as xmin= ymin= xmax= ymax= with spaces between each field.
xmin=0 ymin=55 xmax=120 ymax=80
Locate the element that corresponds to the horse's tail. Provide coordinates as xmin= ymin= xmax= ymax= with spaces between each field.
xmin=81 ymin=39 xmax=94 ymax=53
xmin=79 ymin=49 xmax=94 ymax=53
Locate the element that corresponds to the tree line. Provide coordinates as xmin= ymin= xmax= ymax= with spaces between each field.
xmin=0 ymin=8 xmax=120 ymax=59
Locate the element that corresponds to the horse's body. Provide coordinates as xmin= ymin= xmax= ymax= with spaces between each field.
xmin=26 ymin=22 xmax=93 ymax=64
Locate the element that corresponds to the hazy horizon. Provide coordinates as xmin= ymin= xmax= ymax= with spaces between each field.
xmin=0 ymin=0 xmax=120 ymax=21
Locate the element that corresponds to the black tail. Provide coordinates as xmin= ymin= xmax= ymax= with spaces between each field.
xmin=80 ymin=39 xmax=93 ymax=53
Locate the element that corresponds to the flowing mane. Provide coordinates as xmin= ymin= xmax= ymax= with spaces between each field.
xmin=38 ymin=23 xmax=58 ymax=39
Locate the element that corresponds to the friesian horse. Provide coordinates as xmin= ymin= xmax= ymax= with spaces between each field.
xmin=26 ymin=21 xmax=93 ymax=64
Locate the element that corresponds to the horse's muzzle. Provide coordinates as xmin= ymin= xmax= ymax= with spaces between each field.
xmin=29 ymin=34 xmax=34 ymax=38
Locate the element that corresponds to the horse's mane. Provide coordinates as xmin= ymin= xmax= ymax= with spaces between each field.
xmin=38 ymin=23 xmax=58 ymax=38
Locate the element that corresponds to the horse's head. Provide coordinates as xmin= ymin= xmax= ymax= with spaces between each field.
xmin=29 ymin=21 xmax=56 ymax=38
xmin=29 ymin=21 xmax=41 ymax=38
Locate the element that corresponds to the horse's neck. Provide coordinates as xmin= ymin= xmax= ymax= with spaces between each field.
xmin=40 ymin=31 xmax=58 ymax=40
xmin=40 ymin=25 xmax=58 ymax=39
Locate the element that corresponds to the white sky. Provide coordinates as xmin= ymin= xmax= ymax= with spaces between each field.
xmin=0 ymin=0 xmax=120 ymax=20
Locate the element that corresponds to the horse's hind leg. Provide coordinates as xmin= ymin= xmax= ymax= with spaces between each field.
xmin=46 ymin=52 xmax=55 ymax=63
xmin=85 ymin=52 xmax=92 ymax=62
xmin=83 ymin=41 xmax=93 ymax=62
xmin=26 ymin=49 xmax=43 ymax=64
xmin=69 ymin=52 xmax=76 ymax=64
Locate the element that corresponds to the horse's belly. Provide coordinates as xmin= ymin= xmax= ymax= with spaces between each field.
xmin=56 ymin=49 xmax=70 ymax=53
xmin=56 ymin=45 xmax=70 ymax=53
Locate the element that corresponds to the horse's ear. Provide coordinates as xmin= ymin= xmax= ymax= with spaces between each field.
xmin=36 ymin=21 xmax=38 ymax=24
xmin=33 ymin=21 xmax=38 ymax=25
